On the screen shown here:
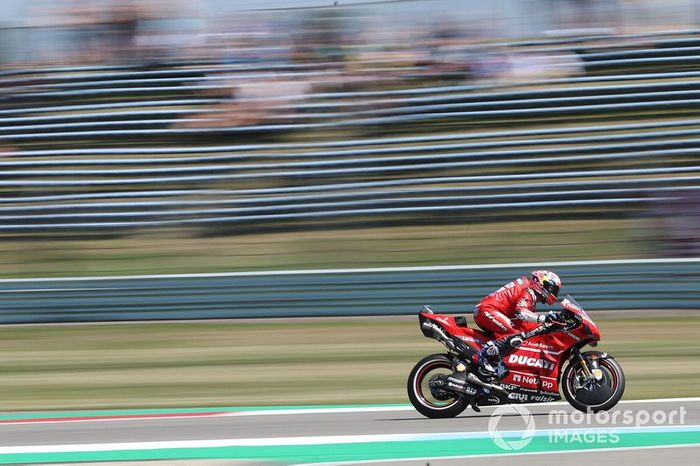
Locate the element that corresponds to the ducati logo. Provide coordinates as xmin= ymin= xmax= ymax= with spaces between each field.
xmin=507 ymin=354 xmax=555 ymax=371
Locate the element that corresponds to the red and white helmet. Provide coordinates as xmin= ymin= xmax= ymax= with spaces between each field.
xmin=530 ymin=270 xmax=561 ymax=305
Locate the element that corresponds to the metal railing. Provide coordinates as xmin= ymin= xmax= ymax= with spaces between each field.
xmin=3 ymin=32 xmax=700 ymax=232
xmin=0 ymin=260 xmax=697 ymax=323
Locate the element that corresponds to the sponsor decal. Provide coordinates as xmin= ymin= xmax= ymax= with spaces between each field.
xmin=512 ymin=373 xmax=537 ymax=385
xmin=521 ymin=341 xmax=555 ymax=350
xmin=457 ymin=335 xmax=485 ymax=344
xmin=447 ymin=381 xmax=476 ymax=395
xmin=518 ymin=387 xmax=539 ymax=394
xmin=507 ymin=354 xmax=555 ymax=370
xmin=499 ymin=383 xmax=519 ymax=391
xmin=509 ymin=392 xmax=558 ymax=403
xmin=502 ymin=382 xmax=549 ymax=395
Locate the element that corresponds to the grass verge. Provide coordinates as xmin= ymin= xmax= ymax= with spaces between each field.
xmin=0 ymin=314 xmax=696 ymax=411
xmin=0 ymin=218 xmax=643 ymax=278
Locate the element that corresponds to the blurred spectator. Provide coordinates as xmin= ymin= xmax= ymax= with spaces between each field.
xmin=174 ymin=72 xmax=313 ymax=129
xmin=651 ymin=190 xmax=700 ymax=257
xmin=0 ymin=144 xmax=15 ymax=157
xmin=57 ymin=1 xmax=103 ymax=63
xmin=104 ymin=0 xmax=141 ymax=62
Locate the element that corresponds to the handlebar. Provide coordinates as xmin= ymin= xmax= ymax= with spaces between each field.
xmin=554 ymin=308 xmax=583 ymax=330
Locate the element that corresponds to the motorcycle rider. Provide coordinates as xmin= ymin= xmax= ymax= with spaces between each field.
xmin=471 ymin=270 xmax=562 ymax=379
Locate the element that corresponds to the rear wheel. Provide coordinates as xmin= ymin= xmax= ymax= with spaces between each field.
xmin=407 ymin=353 xmax=469 ymax=418
xmin=562 ymin=353 xmax=625 ymax=412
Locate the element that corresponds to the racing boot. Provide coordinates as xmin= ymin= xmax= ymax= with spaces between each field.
xmin=479 ymin=324 xmax=559 ymax=378
xmin=477 ymin=334 xmax=525 ymax=379
xmin=477 ymin=346 xmax=508 ymax=379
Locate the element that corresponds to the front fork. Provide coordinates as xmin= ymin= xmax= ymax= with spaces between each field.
xmin=572 ymin=347 xmax=604 ymax=384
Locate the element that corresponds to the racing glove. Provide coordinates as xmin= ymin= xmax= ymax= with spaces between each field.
xmin=538 ymin=310 xmax=560 ymax=324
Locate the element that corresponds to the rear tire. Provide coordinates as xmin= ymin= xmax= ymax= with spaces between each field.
xmin=562 ymin=353 xmax=625 ymax=412
xmin=407 ymin=353 xmax=469 ymax=418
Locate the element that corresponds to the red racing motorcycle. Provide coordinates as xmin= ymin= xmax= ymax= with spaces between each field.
xmin=407 ymin=296 xmax=625 ymax=417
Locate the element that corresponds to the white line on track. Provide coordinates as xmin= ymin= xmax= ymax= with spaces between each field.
xmin=0 ymin=425 xmax=697 ymax=455
xmin=298 ymin=443 xmax=700 ymax=466
xmin=0 ymin=413 xmax=231 ymax=426
xmin=227 ymin=406 xmax=413 ymax=417
xmin=224 ymin=397 xmax=700 ymax=416
xmin=615 ymin=397 xmax=700 ymax=404
xmin=0 ymin=398 xmax=697 ymax=426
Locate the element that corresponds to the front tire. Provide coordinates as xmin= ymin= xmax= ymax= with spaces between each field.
xmin=407 ymin=353 xmax=469 ymax=418
xmin=562 ymin=353 xmax=625 ymax=412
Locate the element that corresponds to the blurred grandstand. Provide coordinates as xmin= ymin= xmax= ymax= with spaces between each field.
xmin=1 ymin=0 xmax=700 ymax=266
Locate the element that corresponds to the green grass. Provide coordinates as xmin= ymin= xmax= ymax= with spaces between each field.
xmin=0 ymin=315 xmax=696 ymax=411
xmin=0 ymin=218 xmax=643 ymax=278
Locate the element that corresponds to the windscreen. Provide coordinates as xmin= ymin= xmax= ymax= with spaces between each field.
xmin=562 ymin=295 xmax=591 ymax=320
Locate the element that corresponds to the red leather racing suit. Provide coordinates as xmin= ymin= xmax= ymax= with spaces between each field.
xmin=473 ymin=276 xmax=542 ymax=338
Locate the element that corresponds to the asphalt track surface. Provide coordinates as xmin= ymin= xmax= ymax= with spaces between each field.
xmin=0 ymin=398 xmax=697 ymax=464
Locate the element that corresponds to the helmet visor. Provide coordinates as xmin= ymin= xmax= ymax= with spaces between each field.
xmin=543 ymin=282 xmax=560 ymax=299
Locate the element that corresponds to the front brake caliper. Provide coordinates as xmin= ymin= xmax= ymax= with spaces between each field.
xmin=588 ymin=355 xmax=603 ymax=381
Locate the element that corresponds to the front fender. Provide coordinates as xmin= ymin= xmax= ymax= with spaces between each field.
xmin=582 ymin=350 xmax=616 ymax=361
xmin=579 ymin=350 xmax=616 ymax=374
xmin=557 ymin=346 xmax=616 ymax=386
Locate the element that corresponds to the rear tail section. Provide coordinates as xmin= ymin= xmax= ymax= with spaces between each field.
xmin=418 ymin=310 xmax=479 ymax=362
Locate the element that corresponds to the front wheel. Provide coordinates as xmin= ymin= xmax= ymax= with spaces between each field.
xmin=407 ymin=353 xmax=469 ymax=418
xmin=562 ymin=352 xmax=625 ymax=412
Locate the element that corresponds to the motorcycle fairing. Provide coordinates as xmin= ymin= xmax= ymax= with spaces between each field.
xmin=419 ymin=311 xmax=593 ymax=397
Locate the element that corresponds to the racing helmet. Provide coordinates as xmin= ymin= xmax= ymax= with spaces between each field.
xmin=530 ymin=270 xmax=561 ymax=305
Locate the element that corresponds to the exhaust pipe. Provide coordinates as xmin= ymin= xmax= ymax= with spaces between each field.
xmin=421 ymin=321 xmax=457 ymax=351
xmin=465 ymin=373 xmax=509 ymax=396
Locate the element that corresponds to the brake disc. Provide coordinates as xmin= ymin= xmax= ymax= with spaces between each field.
xmin=428 ymin=375 xmax=453 ymax=401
